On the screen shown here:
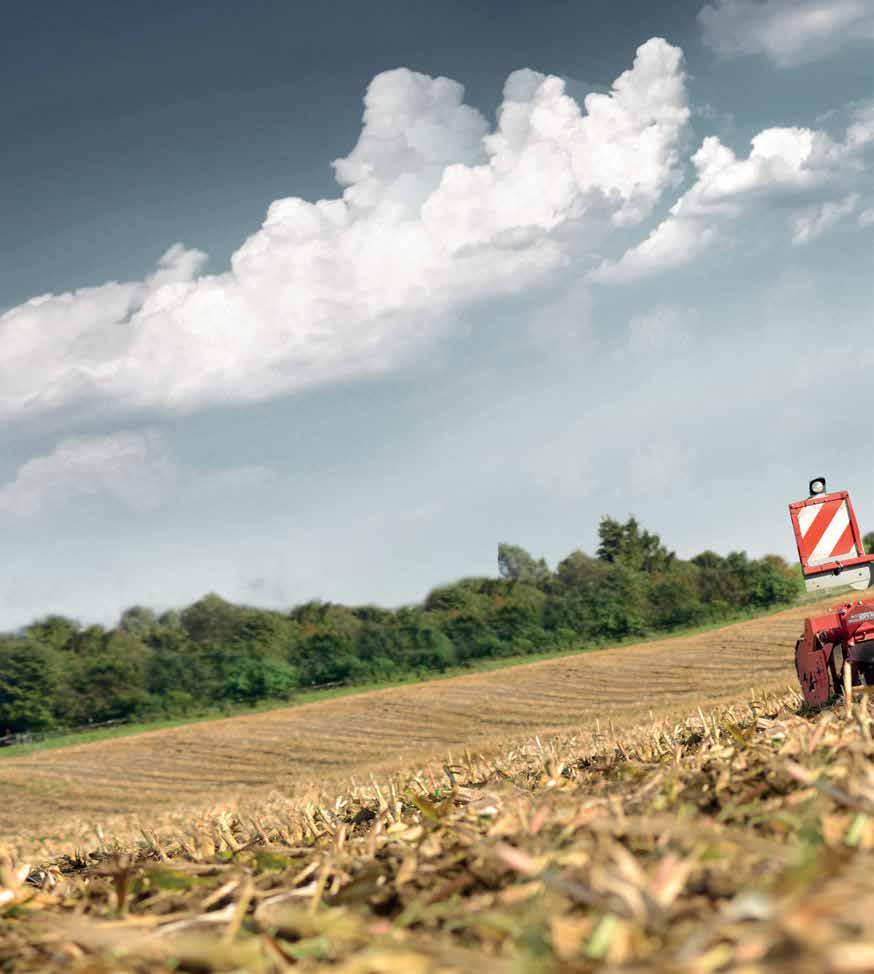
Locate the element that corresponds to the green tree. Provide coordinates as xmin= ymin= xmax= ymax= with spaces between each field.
xmin=585 ymin=562 xmax=651 ymax=639
xmin=398 ymin=614 xmax=457 ymax=669
xmin=222 ymin=657 xmax=298 ymax=704
xmin=118 ymin=606 xmax=158 ymax=639
xmin=147 ymin=629 xmax=211 ymax=705
xmin=181 ymin=594 xmax=246 ymax=645
xmin=355 ymin=620 xmax=405 ymax=665
xmin=157 ymin=609 xmax=184 ymax=631
xmin=543 ymin=552 xmax=610 ymax=638
xmin=650 ymin=564 xmax=705 ymax=629
xmin=548 ymin=559 xmax=651 ymax=642
xmin=596 ymin=516 xmax=674 ymax=574
xmin=489 ymin=583 xmax=547 ymax=639
xmin=70 ymin=631 xmax=154 ymax=722
xmin=553 ymin=550 xmax=603 ymax=589
xmin=692 ymin=550 xmax=746 ymax=610
xmin=690 ymin=550 xmax=724 ymax=571
xmin=298 ymin=632 xmax=359 ymax=685
xmin=497 ymin=543 xmax=549 ymax=582
xmin=0 ymin=642 xmax=62 ymax=731
xmin=424 ymin=579 xmax=491 ymax=613
xmin=24 ymin=615 xmax=80 ymax=653
xmin=744 ymin=554 xmax=800 ymax=607
xmin=234 ymin=609 xmax=298 ymax=659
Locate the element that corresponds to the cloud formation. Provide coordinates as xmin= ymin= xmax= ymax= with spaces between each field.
xmin=792 ymin=192 xmax=860 ymax=244
xmin=699 ymin=0 xmax=874 ymax=67
xmin=5 ymin=33 xmax=872 ymax=452
xmin=0 ymin=431 xmax=177 ymax=516
xmin=593 ymin=103 xmax=874 ymax=283
xmin=627 ymin=305 xmax=694 ymax=353
xmin=0 ymin=430 xmax=273 ymax=518
xmin=0 ymin=40 xmax=689 ymax=423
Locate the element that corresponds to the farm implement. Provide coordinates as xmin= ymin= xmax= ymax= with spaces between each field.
xmin=790 ymin=477 xmax=874 ymax=706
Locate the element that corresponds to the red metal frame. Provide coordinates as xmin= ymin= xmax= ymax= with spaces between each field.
xmin=795 ymin=597 xmax=874 ymax=706
xmin=790 ymin=485 xmax=874 ymax=706
xmin=788 ymin=490 xmax=874 ymax=578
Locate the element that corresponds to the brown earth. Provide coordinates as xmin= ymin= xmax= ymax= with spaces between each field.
xmin=0 ymin=601 xmax=817 ymax=850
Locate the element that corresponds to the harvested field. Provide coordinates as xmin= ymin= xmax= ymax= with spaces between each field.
xmin=5 ymin=683 xmax=874 ymax=970
xmin=1 ymin=600 xmax=817 ymax=851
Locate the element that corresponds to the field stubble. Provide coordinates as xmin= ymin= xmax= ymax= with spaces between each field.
xmin=5 ymin=599 xmax=874 ymax=970
xmin=4 ymin=677 xmax=874 ymax=969
xmin=0 ymin=603 xmax=816 ymax=852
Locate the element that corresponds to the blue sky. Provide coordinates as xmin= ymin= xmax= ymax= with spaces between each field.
xmin=1 ymin=0 xmax=873 ymax=628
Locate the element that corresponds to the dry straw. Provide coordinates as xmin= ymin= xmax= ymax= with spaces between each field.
xmin=4 ymin=686 xmax=874 ymax=972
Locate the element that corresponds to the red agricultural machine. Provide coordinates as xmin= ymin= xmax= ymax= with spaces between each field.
xmin=790 ymin=477 xmax=874 ymax=706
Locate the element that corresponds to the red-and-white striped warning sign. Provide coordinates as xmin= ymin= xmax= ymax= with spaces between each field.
xmin=790 ymin=492 xmax=861 ymax=571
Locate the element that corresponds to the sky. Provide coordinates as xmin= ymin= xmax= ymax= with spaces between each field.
xmin=1 ymin=0 xmax=874 ymax=629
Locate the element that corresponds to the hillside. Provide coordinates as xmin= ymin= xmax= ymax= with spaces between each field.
xmin=0 ymin=523 xmax=799 ymax=737
xmin=0 ymin=600 xmax=812 ymax=851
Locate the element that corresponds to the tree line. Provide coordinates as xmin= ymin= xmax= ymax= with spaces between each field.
xmin=0 ymin=517 xmax=800 ymax=733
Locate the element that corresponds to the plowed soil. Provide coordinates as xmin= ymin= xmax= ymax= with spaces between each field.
xmin=0 ymin=602 xmax=814 ymax=848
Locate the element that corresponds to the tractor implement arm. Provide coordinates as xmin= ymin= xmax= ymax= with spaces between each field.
xmin=795 ymin=612 xmax=844 ymax=707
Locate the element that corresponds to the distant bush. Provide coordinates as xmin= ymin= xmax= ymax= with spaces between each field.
xmin=0 ymin=517 xmax=801 ymax=732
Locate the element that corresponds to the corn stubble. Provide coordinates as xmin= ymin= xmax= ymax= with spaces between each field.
xmin=5 ymin=687 xmax=874 ymax=972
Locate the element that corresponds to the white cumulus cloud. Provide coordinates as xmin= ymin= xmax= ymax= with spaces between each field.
xmin=0 ymin=39 xmax=689 ymax=423
xmin=593 ymin=104 xmax=874 ymax=283
xmin=0 ymin=430 xmax=275 ymax=518
xmin=0 ymin=431 xmax=178 ymax=517
xmin=792 ymin=191 xmax=859 ymax=244
xmin=699 ymin=0 xmax=874 ymax=67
